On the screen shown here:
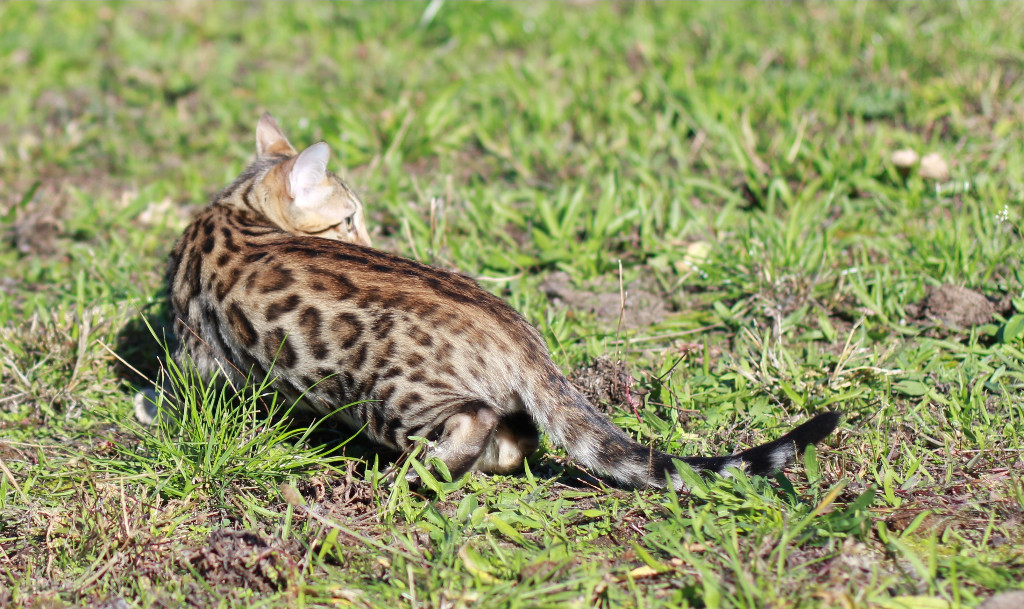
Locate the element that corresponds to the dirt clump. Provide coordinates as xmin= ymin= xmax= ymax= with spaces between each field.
xmin=296 ymin=461 xmax=378 ymax=523
xmin=3 ymin=182 xmax=65 ymax=257
xmin=908 ymin=284 xmax=995 ymax=328
xmin=181 ymin=529 xmax=301 ymax=595
xmin=569 ymin=356 xmax=640 ymax=416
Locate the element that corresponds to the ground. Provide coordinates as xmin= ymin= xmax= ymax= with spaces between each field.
xmin=1 ymin=3 xmax=1023 ymax=608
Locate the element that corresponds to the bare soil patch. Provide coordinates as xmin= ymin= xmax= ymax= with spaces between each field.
xmin=540 ymin=270 xmax=671 ymax=330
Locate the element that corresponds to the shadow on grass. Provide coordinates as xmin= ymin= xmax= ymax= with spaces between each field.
xmin=112 ymin=296 xmax=176 ymax=388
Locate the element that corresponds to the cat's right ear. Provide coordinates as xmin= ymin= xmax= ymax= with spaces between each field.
xmin=256 ymin=113 xmax=297 ymax=158
xmin=286 ymin=142 xmax=330 ymax=201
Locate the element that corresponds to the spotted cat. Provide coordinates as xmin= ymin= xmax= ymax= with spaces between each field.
xmin=138 ymin=114 xmax=838 ymax=490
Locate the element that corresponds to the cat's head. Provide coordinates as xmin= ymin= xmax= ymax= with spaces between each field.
xmin=240 ymin=113 xmax=372 ymax=247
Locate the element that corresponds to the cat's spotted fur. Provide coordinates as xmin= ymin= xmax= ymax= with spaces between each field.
xmin=139 ymin=114 xmax=839 ymax=490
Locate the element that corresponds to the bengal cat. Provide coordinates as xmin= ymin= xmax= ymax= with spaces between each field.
xmin=136 ymin=113 xmax=839 ymax=490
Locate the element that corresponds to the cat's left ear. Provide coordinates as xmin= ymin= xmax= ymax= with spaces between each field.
xmin=287 ymin=142 xmax=330 ymax=201
xmin=256 ymin=113 xmax=297 ymax=157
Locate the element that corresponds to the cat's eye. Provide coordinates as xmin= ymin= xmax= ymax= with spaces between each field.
xmin=309 ymin=222 xmax=343 ymax=235
xmin=309 ymin=215 xmax=353 ymax=236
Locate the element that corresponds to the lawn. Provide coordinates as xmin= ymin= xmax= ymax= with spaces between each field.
xmin=1 ymin=2 xmax=1023 ymax=607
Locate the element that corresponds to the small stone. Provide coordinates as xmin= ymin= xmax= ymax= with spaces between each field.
xmin=891 ymin=148 xmax=919 ymax=178
xmin=280 ymin=483 xmax=305 ymax=507
xmin=977 ymin=591 xmax=1024 ymax=609
xmin=685 ymin=241 xmax=711 ymax=264
xmin=919 ymin=152 xmax=950 ymax=181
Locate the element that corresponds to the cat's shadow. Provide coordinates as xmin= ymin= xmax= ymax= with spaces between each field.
xmin=113 ymin=296 xmax=177 ymax=391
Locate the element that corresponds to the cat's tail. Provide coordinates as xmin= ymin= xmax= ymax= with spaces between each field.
xmin=529 ymin=377 xmax=839 ymax=490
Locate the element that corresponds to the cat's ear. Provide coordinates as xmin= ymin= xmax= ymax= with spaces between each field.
xmin=256 ymin=113 xmax=297 ymax=157
xmin=287 ymin=142 xmax=330 ymax=201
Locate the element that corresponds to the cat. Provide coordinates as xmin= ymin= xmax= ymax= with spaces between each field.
xmin=137 ymin=113 xmax=839 ymax=490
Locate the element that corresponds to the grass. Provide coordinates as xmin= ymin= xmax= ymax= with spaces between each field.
xmin=1 ymin=1 xmax=1023 ymax=607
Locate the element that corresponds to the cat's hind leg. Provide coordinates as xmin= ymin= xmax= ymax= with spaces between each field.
xmin=421 ymin=400 xmax=501 ymax=481
xmin=474 ymin=411 xmax=540 ymax=474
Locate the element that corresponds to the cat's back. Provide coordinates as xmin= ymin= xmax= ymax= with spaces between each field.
xmin=188 ymin=211 xmax=514 ymax=319
xmin=176 ymin=204 xmax=549 ymax=384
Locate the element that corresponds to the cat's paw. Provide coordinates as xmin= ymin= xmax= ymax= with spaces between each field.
xmin=133 ymin=387 xmax=179 ymax=426
xmin=133 ymin=388 xmax=160 ymax=425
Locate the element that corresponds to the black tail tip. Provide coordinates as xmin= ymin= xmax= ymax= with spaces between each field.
xmin=789 ymin=411 xmax=841 ymax=449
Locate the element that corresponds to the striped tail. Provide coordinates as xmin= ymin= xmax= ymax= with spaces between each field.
xmin=530 ymin=378 xmax=840 ymax=490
